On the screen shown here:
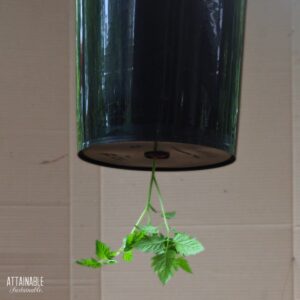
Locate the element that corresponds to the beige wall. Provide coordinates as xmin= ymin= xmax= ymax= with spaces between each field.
xmin=71 ymin=0 xmax=295 ymax=300
xmin=293 ymin=0 xmax=300 ymax=299
xmin=0 ymin=0 xmax=70 ymax=299
xmin=0 ymin=0 xmax=298 ymax=300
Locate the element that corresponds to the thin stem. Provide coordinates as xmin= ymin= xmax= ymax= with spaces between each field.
xmin=130 ymin=160 xmax=156 ymax=234
xmin=146 ymin=161 xmax=156 ymax=223
xmin=147 ymin=160 xmax=156 ymax=207
xmin=130 ymin=208 xmax=147 ymax=234
xmin=153 ymin=176 xmax=170 ymax=237
xmin=115 ymin=199 xmax=149 ymax=256
xmin=116 ymin=161 xmax=157 ymax=255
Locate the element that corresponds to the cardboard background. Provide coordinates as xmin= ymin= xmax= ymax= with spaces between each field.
xmin=0 ymin=0 xmax=297 ymax=299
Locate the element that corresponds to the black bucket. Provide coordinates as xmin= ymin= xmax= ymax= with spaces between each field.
xmin=76 ymin=0 xmax=247 ymax=171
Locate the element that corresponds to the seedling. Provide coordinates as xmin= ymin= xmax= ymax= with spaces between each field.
xmin=76 ymin=161 xmax=204 ymax=285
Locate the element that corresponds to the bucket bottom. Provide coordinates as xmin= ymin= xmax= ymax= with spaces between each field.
xmin=78 ymin=141 xmax=234 ymax=171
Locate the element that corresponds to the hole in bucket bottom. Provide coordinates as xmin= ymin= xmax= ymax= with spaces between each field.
xmin=144 ymin=151 xmax=170 ymax=160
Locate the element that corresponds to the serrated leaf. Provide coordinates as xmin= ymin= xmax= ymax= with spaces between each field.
xmin=173 ymin=232 xmax=204 ymax=256
xmin=123 ymin=250 xmax=133 ymax=262
xmin=139 ymin=225 xmax=159 ymax=235
xmin=124 ymin=231 xmax=145 ymax=251
xmin=134 ymin=235 xmax=166 ymax=254
xmin=151 ymin=250 xmax=178 ymax=285
xmin=96 ymin=240 xmax=115 ymax=260
xmin=163 ymin=211 xmax=176 ymax=219
xmin=76 ymin=258 xmax=102 ymax=268
xmin=176 ymin=257 xmax=193 ymax=274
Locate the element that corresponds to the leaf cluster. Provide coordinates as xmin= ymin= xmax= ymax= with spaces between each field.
xmin=77 ymin=226 xmax=204 ymax=285
xmin=76 ymin=162 xmax=204 ymax=285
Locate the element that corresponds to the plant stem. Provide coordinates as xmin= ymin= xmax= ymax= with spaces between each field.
xmin=130 ymin=160 xmax=156 ymax=234
xmin=116 ymin=161 xmax=158 ymax=255
xmin=147 ymin=160 xmax=156 ymax=207
xmin=115 ymin=202 xmax=150 ymax=255
xmin=146 ymin=160 xmax=156 ymax=223
xmin=153 ymin=176 xmax=171 ymax=237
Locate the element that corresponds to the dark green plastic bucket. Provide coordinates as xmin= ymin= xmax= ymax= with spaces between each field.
xmin=76 ymin=0 xmax=247 ymax=171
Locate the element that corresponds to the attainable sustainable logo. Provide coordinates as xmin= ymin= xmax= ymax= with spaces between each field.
xmin=6 ymin=276 xmax=44 ymax=294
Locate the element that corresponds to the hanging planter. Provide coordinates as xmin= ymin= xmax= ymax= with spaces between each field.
xmin=76 ymin=0 xmax=247 ymax=171
xmin=76 ymin=0 xmax=247 ymax=284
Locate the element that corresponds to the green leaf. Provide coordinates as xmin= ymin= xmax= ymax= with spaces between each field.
xmin=173 ymin=232 xmax=204 ymax=256
xmin=151 ymin=250 xmax=178 ymax=285
xmin=124 ymin=231 xmax=145 ymax=251
xmin=76 ymin=258 xmax=102 ymax=268
xmin=139 ymin=225 xmax=159 ymax=235
xmin=95 ymin=240 xmax=115 ymax=260
xmin=134 ymin=235 xmax=166 ymax=254
xmin=176 ymin=257 xmax=193 ymax=274
xmin=123 ymin=250 xmax=133 ymax=262
xmin=163 ymin=211 xmax=176 ymax=219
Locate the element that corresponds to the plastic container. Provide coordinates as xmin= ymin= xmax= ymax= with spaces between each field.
xmin=76 ymin=0 xmax=247 ymax=171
